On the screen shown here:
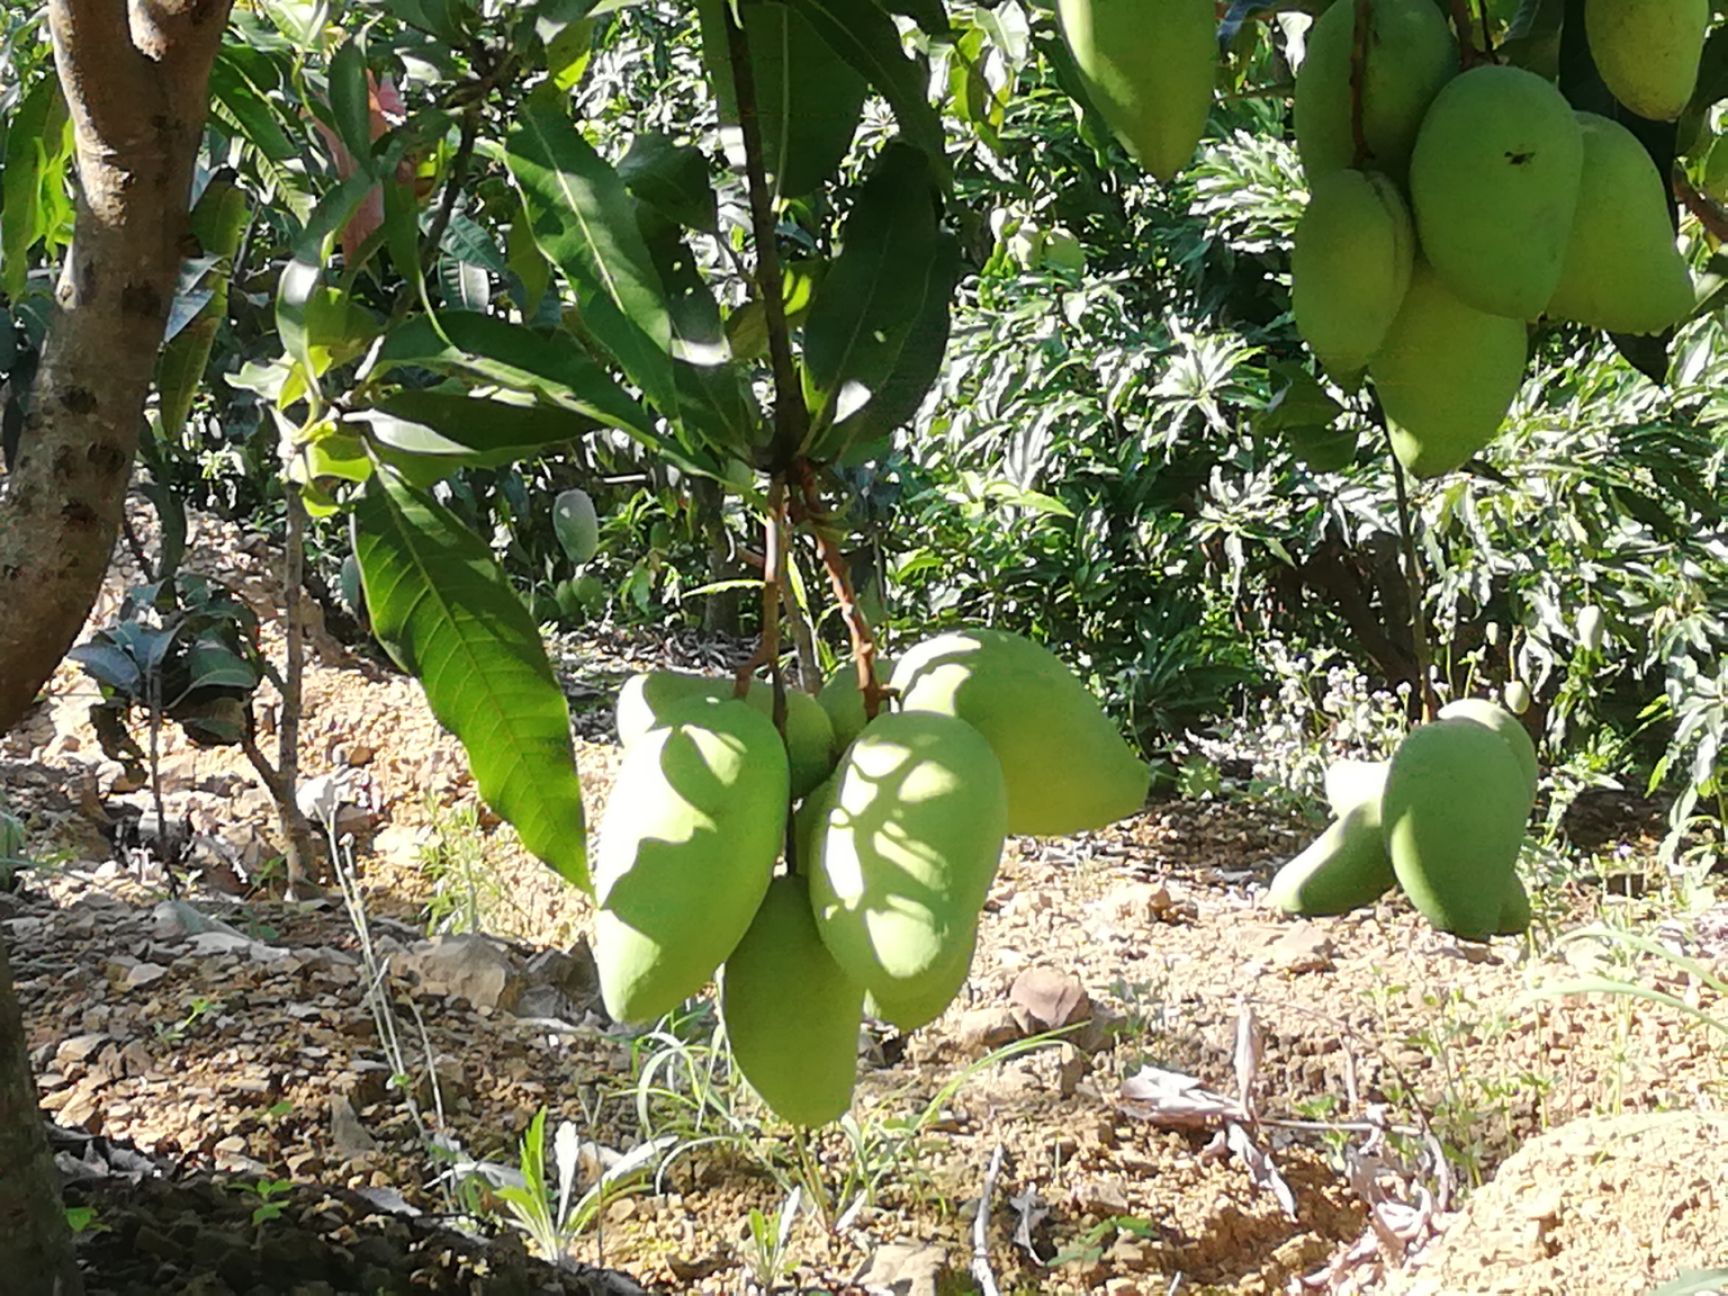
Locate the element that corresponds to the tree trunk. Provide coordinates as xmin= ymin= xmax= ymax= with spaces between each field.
xmin=0 ymin=931 xmax=81 ymax=1295
xmin=0 ymin=0 xmax=234 ymax=733
xmin=0 ymin=3 xmax=234 ymax=1284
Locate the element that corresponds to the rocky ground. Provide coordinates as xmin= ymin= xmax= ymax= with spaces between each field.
xmin=3 ymin=508 xmax=1727 ymax=1295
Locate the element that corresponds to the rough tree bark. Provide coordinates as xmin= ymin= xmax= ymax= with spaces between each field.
xmin=0 ymin=3 xmax=233 ymax=1289
xmin=0 ymin=0 xmax=233 ymax=733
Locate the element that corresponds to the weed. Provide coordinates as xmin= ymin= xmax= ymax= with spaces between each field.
xmin=154 ymin=996 xmax=218 ymax=1044
xmin=235 ymin=1177 xmax=294 ymax=1227
xmin=740 ymin=1186 xmax=802 ymax=1291
xmin=417 ymin=798 xmax=513 ymax=936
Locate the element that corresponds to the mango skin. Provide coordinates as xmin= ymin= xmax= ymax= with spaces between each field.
xmin=722 ymin=876 xmax=863 ymax=1127
xmin=1293 ymin=0 xmax=1457 ymax=183
xmin=1324 ymin=759 xmax=1389 ymax=818
xmin=1383 ymin=719 xmax=1532 ymax=941
xmin=1409 ymin=66 xmax=1584 ymax=320
xmin=1270 ymin=799 xmax=1396 ymax=917
xmin=1057 ymin=0 xmax=1217 ymax=182
xmin=809 ymin=711 xmax=1007 ymax=1005
xmin=1547 ymin=113 xmax=1693 ymax=337
xmin=817 ymin=660 xmax=893 ymax=755
xmin=892 ymin=629 xmax=1149 ymax=836
xmin=1586 ymin=0 xmax=1706 ymax=122
xmin=1371 ymin=262 xmax=1529 ymax=479
xmin=1437 ymin=698 xmax=1539 ymax=809
xmin=616 ymin=670 xmax=835 ymax=799
xmin=1497 ymin=871 xmax=1532 ymax=936
xmin=864 ymin=922 xmax=978 ymax=1032
xmin=594 ymin=700 xmax=788 ymax=1024
xmin=1293 ymin=169 xmax=1415 ymax=376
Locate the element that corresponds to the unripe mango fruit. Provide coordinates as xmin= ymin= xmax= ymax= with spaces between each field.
xmin=865 ymin=921 xmax=978 ymax=1032
xmin=1293 ymin=0 xmax=1457 ymax=182
xmin=553 ymin=488 xmax=599 ymax=565
xmin=1409 ymin=66 xmax=1584 ymax=320
xmin=892 ymin=629 xmax=1148 ymax=836
xmin=1436 ymin=698 xmax=1538 ymax=809
xmin=1293 ymin=169 xmax=1414 ymax=376
xmin=1324 ymin=759 xmax=1389 ymax=818
xmin=1057 ymin=0 xmax=1217 ymax=182
xmin=616 ymin=670 xmax=835 ymax=798
xmin=594 ymin=700 xmax=788 ymax=1024
xmin=809 ymin=711 xmax=1007 ymax=1005
xmin=1269 ymin=799 xmax=1396 ymax=917
xmin=721 ymin=876 xmax=863 ymax=1126
xmin=1547 ymin=113 xmax=1693 ymax=337
xmin=1498 ymin=872 xmax=1532 ymax=936
xmin=1371 ymin=262 xmax=1529 ymax=478
xmin=817 ymin=659 xmax=893 ymax=755
xmin=1382 ymin=719 xmax=1531 ymax=941
xmin=1585 ymin=0 xmax=1706 ymax=122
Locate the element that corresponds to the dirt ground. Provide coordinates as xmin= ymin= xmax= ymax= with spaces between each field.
xmin=3 ymin=507 xmax=1727 ymax=1295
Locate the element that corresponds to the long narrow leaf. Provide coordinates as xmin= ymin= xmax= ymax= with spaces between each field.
xmin=352 ymin=471 xmax=588 ymax=890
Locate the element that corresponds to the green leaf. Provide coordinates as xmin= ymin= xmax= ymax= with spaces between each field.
xmin=802 ymin=142 xmax=941 ymax=434
xmin=819 ymin=230 xmax=958 ymax=459
xmin=505 ymin=90 xmax=677 ymax=415
xmin=328 ymin=39 xmax=374 ymax=171
xmin=697 ymin=0 xmax=868 ymax=197
xmin=1649 ymin=1271 xmax=1728 ymax=1296
xmin=1 ymin=78 xmax=70 ymax=301
xmin=276 ymin=175 xmax=376 ymax=394
xmin=157 ymin=174 xmax=251 ymax=437
xmin=617 ymin=133 xmax=719 ymax=234
xmin=780 ymin=0 xmax=947 ymax=174
xmin=365 ymin=390 xmax=597 ymax=459
xmin=375 ymin=310 xmax=655 ymax=439
xmin=352 ymin=470 xmax=588 ymax=890
xmin=881 ymin=0 xmax=947 ymax=36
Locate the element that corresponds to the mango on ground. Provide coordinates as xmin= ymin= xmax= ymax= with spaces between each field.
xmin=593 ymin=700 xmax=788 ymax=1024
xmin=1546 ymin=113 xmax=1693 ymax=337
xmin=1057 ymin=0 xmax=1217 ymax=182
xmin=1382 ymin=718 xmax=1531 ymax=941
xmin=1585 ymin=0 xmax=1706 ymax=122
xmin=1409 ymin=66 xmax=1583 ymax=320
xmin=1436 ymin=697 xmax=1539 ymax=809
xmin=722 ymin=876 xmax=864 ymax=1127
xmin=1498 ymin=871 xmax=1532 ymax=936
xmin=616 ymin=669 xmax=834 ymax=798
xmin=809 ymin=711 xmax=1007 ymax=1005
xmin=1293 ymin=169 xmax=1415 ymax=376
xmin=1269 ymin=797 xmax=1396 ymax=917
xmin=1293 ymin=0 xmax=1457 ymax=182
xmin=1370 ymin=262 xmax=1529 ymax=479
xmin=891 ymin=629 xmax=1148 ymax=836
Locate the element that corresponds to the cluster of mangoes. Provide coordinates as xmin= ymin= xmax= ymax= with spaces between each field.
xmin=1058 ymin=0 xmax=1703 ymax=480
xmin=592 ymin=629 xmax=1149 ymax=1125
xmin=1271 ymin=698 xmax=1537 ymax=939
xmin=1291 ymin=0 xmax=1702 ymax=477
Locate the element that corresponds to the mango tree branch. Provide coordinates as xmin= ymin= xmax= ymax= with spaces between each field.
xmin=734 ymin=479 xmax=787 ymax=705
xmin=795 ymin=462 xmax=891 ymax=721
xmin=1675 ymin=170 xmax=1728 ymax=244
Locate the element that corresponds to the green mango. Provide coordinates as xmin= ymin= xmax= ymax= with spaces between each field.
xmin=696 ymin=0 xmax=867 ymax=197
xmin=793 ymin=775 xmax=834 ymax=874
xmin=1370 ymin=262 xmax=1529 ymax=478
xmin=817 ymin=659 xmax=893 ymax=755
xmin=1497 ymin=871 xmax=1532 ymax=936
xmin=1503 ymin=680 xmax=1533 ymax=716
xmin=1409 ymin=65 xmax=1584 ymax=320
xmin=616 ymin=670 xmax=835 ymax=799
xmin=1383 ymin=719 xmax=1531 ymax=941
xmin=1586 ymin=0 xmax=1706 ymax=122
xmin=891 ymin=629 xmax=1148 ymax=836
xmin=864 ymin=921 xmax=978 ymax=1032
xmin=1292 ymin=169 xmax=1415 ymax=376
xmin=1324 ymin=759 xmax=1389 ymax=818
xmin=552 ymin=488 xmax=600 ymax=565
xmin=1547 ymin=113 xmax=1694 ymax=336
xmin=1436 ymin=698 xmax=1539 ymax=809
xmin=339 ymin=553 xmax=367 ymax=624
xmin=1293 ymin=0 xmax=1457 ymax=183
xmin=809 ymin=711 xmax=1006 ymax=1004
xmin=1269 ymin=799 xmax=1396 ymax=917
xmin=594 ymin=700 xmax=788 ymax=1024
xmin=1057 ymin=0 xmax=1217 ymax=182
xmin=722 ymin=876 xmax=863 ymax=1126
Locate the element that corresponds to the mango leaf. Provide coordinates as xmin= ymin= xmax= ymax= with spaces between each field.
xmin=820 ymin=230 xmax=958 ymax=459
xmin=352 ymin=470 xmax=588 ymax=890
xmin=781 ymin=0 xmax=947 ymax=173
xmin=375 ymin=311 xmax=655 ymax=439
xmin=157 ymin=173 xmax=250 ymax=438
xmin=880 ymin=0 xmax=948 ymax=36
xmin=1 ymin=78 xmax=70 ymax=301
xmin=697 ymin=0 xmax=869 ymax=197
xmin=802 ymin=143 xmax=941 ymax=434
xmin=328 ymin=39 xmax=374 ymax=170
xmin=617 ymin=132 xmax=718 ymax=234
xmin=505 ymin=90 xmax=677 ymax=415
xmin=276 ymin=174 xmax=376 ymax=394
xmin=367 ymin=389 xmax=598 ymax=458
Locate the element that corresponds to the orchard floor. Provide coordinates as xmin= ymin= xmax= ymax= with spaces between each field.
xmin=3 ymin=508 xmax=1727 ymax=1295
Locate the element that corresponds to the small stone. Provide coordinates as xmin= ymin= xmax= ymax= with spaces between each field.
xmin=400 ymin=934 xmax=523 ymax=1013
xmin=330 ymin=1093 xmax=379 ymax=1155
xmin=123 ymin=962 xmax=168 ymax=989
xmin=1268 ymin=926 xmax=1336 ymax=974
xmin=958 ymin=1005 xmax=1022 ymax=1055
xmin=853 ymin=1243 xmax=950 ymax=1296
xmin=1009 ymin=966 xmax=1092 ymax=1034
xmin=55 ymin=1033 xmax=111 ymax=1071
